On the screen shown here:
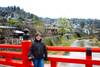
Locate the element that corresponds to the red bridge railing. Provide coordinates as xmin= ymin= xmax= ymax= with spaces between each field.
xmin=0 ymin=40 xmax=100 ymax=67
xmin=0 ymin=40 xmax=32 ymax=67
xmin=48 ymin=46 xmax=100 ymax=67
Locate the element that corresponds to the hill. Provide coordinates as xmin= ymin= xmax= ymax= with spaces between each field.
xmin=0 ymin=6 xmax=39 ymax=21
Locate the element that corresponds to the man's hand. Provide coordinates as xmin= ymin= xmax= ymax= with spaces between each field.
xmin=28 ymin=57 xmax=33 ymax=61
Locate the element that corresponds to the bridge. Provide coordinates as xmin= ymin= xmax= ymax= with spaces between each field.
xmin=0 ymin=40 xmax=100 ymax=67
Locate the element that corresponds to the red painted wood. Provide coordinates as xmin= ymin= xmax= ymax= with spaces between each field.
xmin=47 ymin=46 xmax=86 ymax=52
xmin=0 ymin=45 xmax=21 ymax=48
xmin=21 ymin=40 xmax=32 ymax=67
xmin=51 ymin=61 xmax=57 ymax=67
xmin=86 ymin=54 xmax=92 ymax=67
xmin=92 ymin=48 xmax=100 ymax=52
xmin=0 ymin=40 xmax=32 ymax=67
xmin=0 ymin=41 xmax=100 ymax=67
xmin=0 ymin=51 xmax=22 ymax=58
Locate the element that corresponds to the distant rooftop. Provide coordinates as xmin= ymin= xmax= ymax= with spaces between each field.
xmin=0 ymin=26 xmax=16 ymax=29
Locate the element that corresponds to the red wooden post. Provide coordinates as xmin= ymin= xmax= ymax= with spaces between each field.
xmin=6 ymin=54 xmax=12 ymax=65
xmin=22 ymin=40 xmax=32 ymax=67
xmin=51 ymin=61 xmax=57 ymax=67
xmin=86 ymin=48 xmax=92 ymax=67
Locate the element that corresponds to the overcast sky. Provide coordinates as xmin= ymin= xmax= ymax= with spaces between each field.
xmin=0 ymin=0 xmax=100 ymax=19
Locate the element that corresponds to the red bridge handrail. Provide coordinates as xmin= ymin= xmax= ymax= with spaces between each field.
xmin=0 ymin=40 xmax=100 ymax=67
xmin=0 ymin=44 xmax=21 ymax=48
xmin=47 ymin=46 xmax=86 ymax=52
xmin=0 ymin=40 xmax=32 ymax=67
xmin=47 ymin=46 xmax=100 ymax=52
xmin=47 ymin=46 xmax=100 ymax=67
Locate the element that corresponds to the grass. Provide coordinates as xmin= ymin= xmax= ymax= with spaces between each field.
xmin=44 ymin=35 xmax=78 ymax=46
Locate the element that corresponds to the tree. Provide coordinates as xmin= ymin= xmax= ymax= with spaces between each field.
xmin=33 ymin=20 xmax=45 ymax=34
xmin=7 ymin=18 xmax=17 ymax=26
xmin=57 ymin=17 xmax=71 ymax=35
xmin=32 ymin=16 xmax=39 ymax=21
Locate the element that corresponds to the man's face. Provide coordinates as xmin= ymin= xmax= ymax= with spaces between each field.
xmin=36 ymin=35 xmax=42 ymax=41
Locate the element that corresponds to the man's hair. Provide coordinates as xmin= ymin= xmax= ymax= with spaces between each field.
xmin=34 ymin=32 xmax=42 ymax=37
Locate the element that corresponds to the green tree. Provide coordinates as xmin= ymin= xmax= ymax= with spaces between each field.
xmin=57 ymin=17 xmax=71 ymax=35
xmin=33 ymin=20 xmax=45 ymax=34
xmin=32 ymin=16 xmax=39 ymax=21
xmin=7 ymin=18 xmax=17 ymax=26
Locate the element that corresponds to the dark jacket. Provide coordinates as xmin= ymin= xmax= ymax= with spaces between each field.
xmin=28 ymin=39 xmax=48 ymax=60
